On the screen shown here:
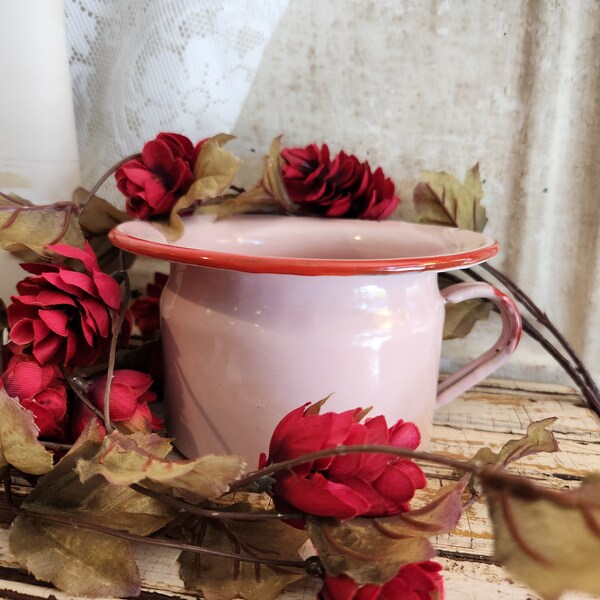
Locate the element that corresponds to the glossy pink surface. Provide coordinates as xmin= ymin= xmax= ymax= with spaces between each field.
xmin=111 ymin=215 xmax=521 ymax=460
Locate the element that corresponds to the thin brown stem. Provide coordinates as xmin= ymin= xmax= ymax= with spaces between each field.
xmin=3 ymin=496 xmax=307 ymax=570
xmin=419 ymin=182 xmax=600 ymax=415
xmin=103 ymin=253 xmax=131 ymax=434
xmin=459 ymin=267 xmax=600 ymax=415
xmin=40 ymin=440 xmax=73 ymax=451
xmin=64 ymin=373 xmax=124 ymax=433
xmin=79 ymin=154 xmax=141 ymax=210
xmin=481 ymin=263 xmax=600 ymax=404
xmin=130 ymin=484 xmax=302 ymax=521
xmin=230 ymin=445 xmax=478 ymax=493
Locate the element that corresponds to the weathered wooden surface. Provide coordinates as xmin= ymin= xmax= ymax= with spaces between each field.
xmin=0 ymin=378 xmax=598 ymax=600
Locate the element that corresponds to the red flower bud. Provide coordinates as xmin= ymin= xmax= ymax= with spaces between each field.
xmin=281 ymin=144 xmax=399 ymax=220
xmin=262 ymin=403 xmax=426 ymax=519
xmin=319 ymin=561 xmax=444 ymax=600
xmin=71 ymin=369 xmax=160 ymax=438
xmin=116 ymin=132 xmax=204 ymax=219
xmin=130 ymin=272 xmax=168 ymax=338
xmin=0 ymin=354 xmax=67 ymax=438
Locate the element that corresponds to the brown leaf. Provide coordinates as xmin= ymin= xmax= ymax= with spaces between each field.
xmin=8 ymin=423 xmax=175 ymax=597
xmin=413 ymin=164 xmax=487 ymax=232
xmin=307 ymin=477 xmax=468 ymax=585
xmin=483 ymin=475 xmax=600 ymax=600
xmin=260 ymin=136 xmax=297 ymax=214
xmin=73 ymin=188 xmax=133 ymax=273
xmin=472 ymin=418 xmax=559 ymax=469
xmin=76 ymin=430 xmax=246 ymax=500
xmin=200 ymin=186 xmax=282 ymax=220
xmin=0 ymin=388 xmax=53 ymax=476
xmin=167 ymin=134 xmax=240 ymax=238
xmin=443 ymin=298 xmax=492 ymax=340
xmin=18 ymin=423 xmax=175 ymax=533
xmin=179 ymin=497 xmax=308 ymax=600
xmin=307 ymin=517 xmax=433 ymax=585
xmin=9 ymin=518 xmax=140 ymax=598
xmin=0 ymin=194 xmax=85 ymax=261
xmin=74 ymin=188 xmax=130 ymax=235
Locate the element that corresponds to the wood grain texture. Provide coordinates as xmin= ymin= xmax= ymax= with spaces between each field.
xmin=0 ymin=379 xmax=597 ymax=600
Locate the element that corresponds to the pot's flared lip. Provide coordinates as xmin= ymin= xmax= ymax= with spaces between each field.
xmin=109 ymin=214 xmax=498 ymax=276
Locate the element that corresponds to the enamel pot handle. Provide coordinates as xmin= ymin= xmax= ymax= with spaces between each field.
xmin=436 ymin=281 xmax=522 ymax=407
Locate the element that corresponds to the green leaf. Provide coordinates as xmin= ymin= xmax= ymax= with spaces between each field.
xmin=484 ymin=475 xmax=600 ymax=600
xmin=8 ymin=422 xmax=176 ymax=596
xmin=413 ymin=164 xmax=487 ymax=232
xmin=0 ymin=194 xmax=85 ymax=261
xmin=179 ymin=497 xmax=308 ymax=600
xmin=443 ymin=298 xmax=492 ymax=340
xmin=76 ymin=430 xmax=246 ymax=500
xmin=9 ymin=518 xmax=140 ymax=598
xmin=307 ymin=477 xmax=468 ymax=585
xmin=0 ymin=388 xmax=53 ymax=476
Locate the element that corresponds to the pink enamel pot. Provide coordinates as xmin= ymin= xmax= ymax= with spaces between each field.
xmin=110 ymin=215 xmax=521 ymax=461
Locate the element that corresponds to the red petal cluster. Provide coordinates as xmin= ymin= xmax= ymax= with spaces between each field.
xmin=72 ymin=369 xmax=161 ymax=437
xmin=319 ymin=561 xmax=444 ymax=600
xmin=0 ymin=354 xmax=67 ymax=437
xmin=281 ymin=144 xmax=399 ymax=220
xmin=116 ymin=132 xmax=203 ymax=219
xmin=131 ymin=272 xmax=168 ymax=338
xmin=7 ymin=243 xmax=126 ymax=368
xmin=262 ymin=403 xmax=426 ymax=519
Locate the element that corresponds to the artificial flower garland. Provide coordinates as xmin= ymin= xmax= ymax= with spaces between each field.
xmin=0 ymin=131 xmax=597 ymax=600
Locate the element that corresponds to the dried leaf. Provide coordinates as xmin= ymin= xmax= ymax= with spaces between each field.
xmin=484 ymin=475 xmax=600 ymax=600
xmin=74 ymin=188 xmax=130 ymax=235
xmin=307 ymin=477 xmax=468 ymax=585
xmin=18 ymin=424 xmax=175 ymax=532
xmin=200 ymin=186 xmax=281 ymax=220
xmin=472 ymin=418 xmax=559 ymax=469
xmin=168 ymin=134 xmax=240 ymax=237
xmin=413 ymin=164 xmax=487 ymax=232
xmin=179 ymin=498 xmax=308 ymax=600
xmin=0 ymin=388 xmax=53 ymax=476
xmin=443 ymin=298 xmax=492 ymax=340
xmin=260 ymin=136 xmax=297 ymax=213
xmin=73 ymin=188 xmax=133 ymax=273
xmin=0 ymin=194 xmax=85 ymax=260
xmin=8 ymin=423 xmax=175 ymax=597
xmin=76 ymin=430 xmax=246 ymax=500
xmin=9 ymin=518 xmax=140 ymax=598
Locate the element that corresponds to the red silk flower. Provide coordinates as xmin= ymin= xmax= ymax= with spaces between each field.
xmin=281 ymin=144 xmax=399 ymax=220
xmin=7 ymin=242 xmax=127 ymax=369
xmin=72 ymin=369 xmax=160 ymax=438
xmin=116 ymin=132 xmax=201 ymax=219
xmin=130 ymin=272 xmax=168 ymax=338
xmin=0 ymin=354 xmax=67 ymax=438
xmin=319 ymin=561 xmax=445 ymax=600
xmin=261 ymin=402 xmax=426 ymax=519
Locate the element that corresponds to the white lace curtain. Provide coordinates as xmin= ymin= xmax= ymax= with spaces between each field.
xmin=65 ymin=0 xmax=289 ymax=205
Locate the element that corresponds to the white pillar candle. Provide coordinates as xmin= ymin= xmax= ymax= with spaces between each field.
xmin=0 ymin=0 xmax=80 ymax=303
